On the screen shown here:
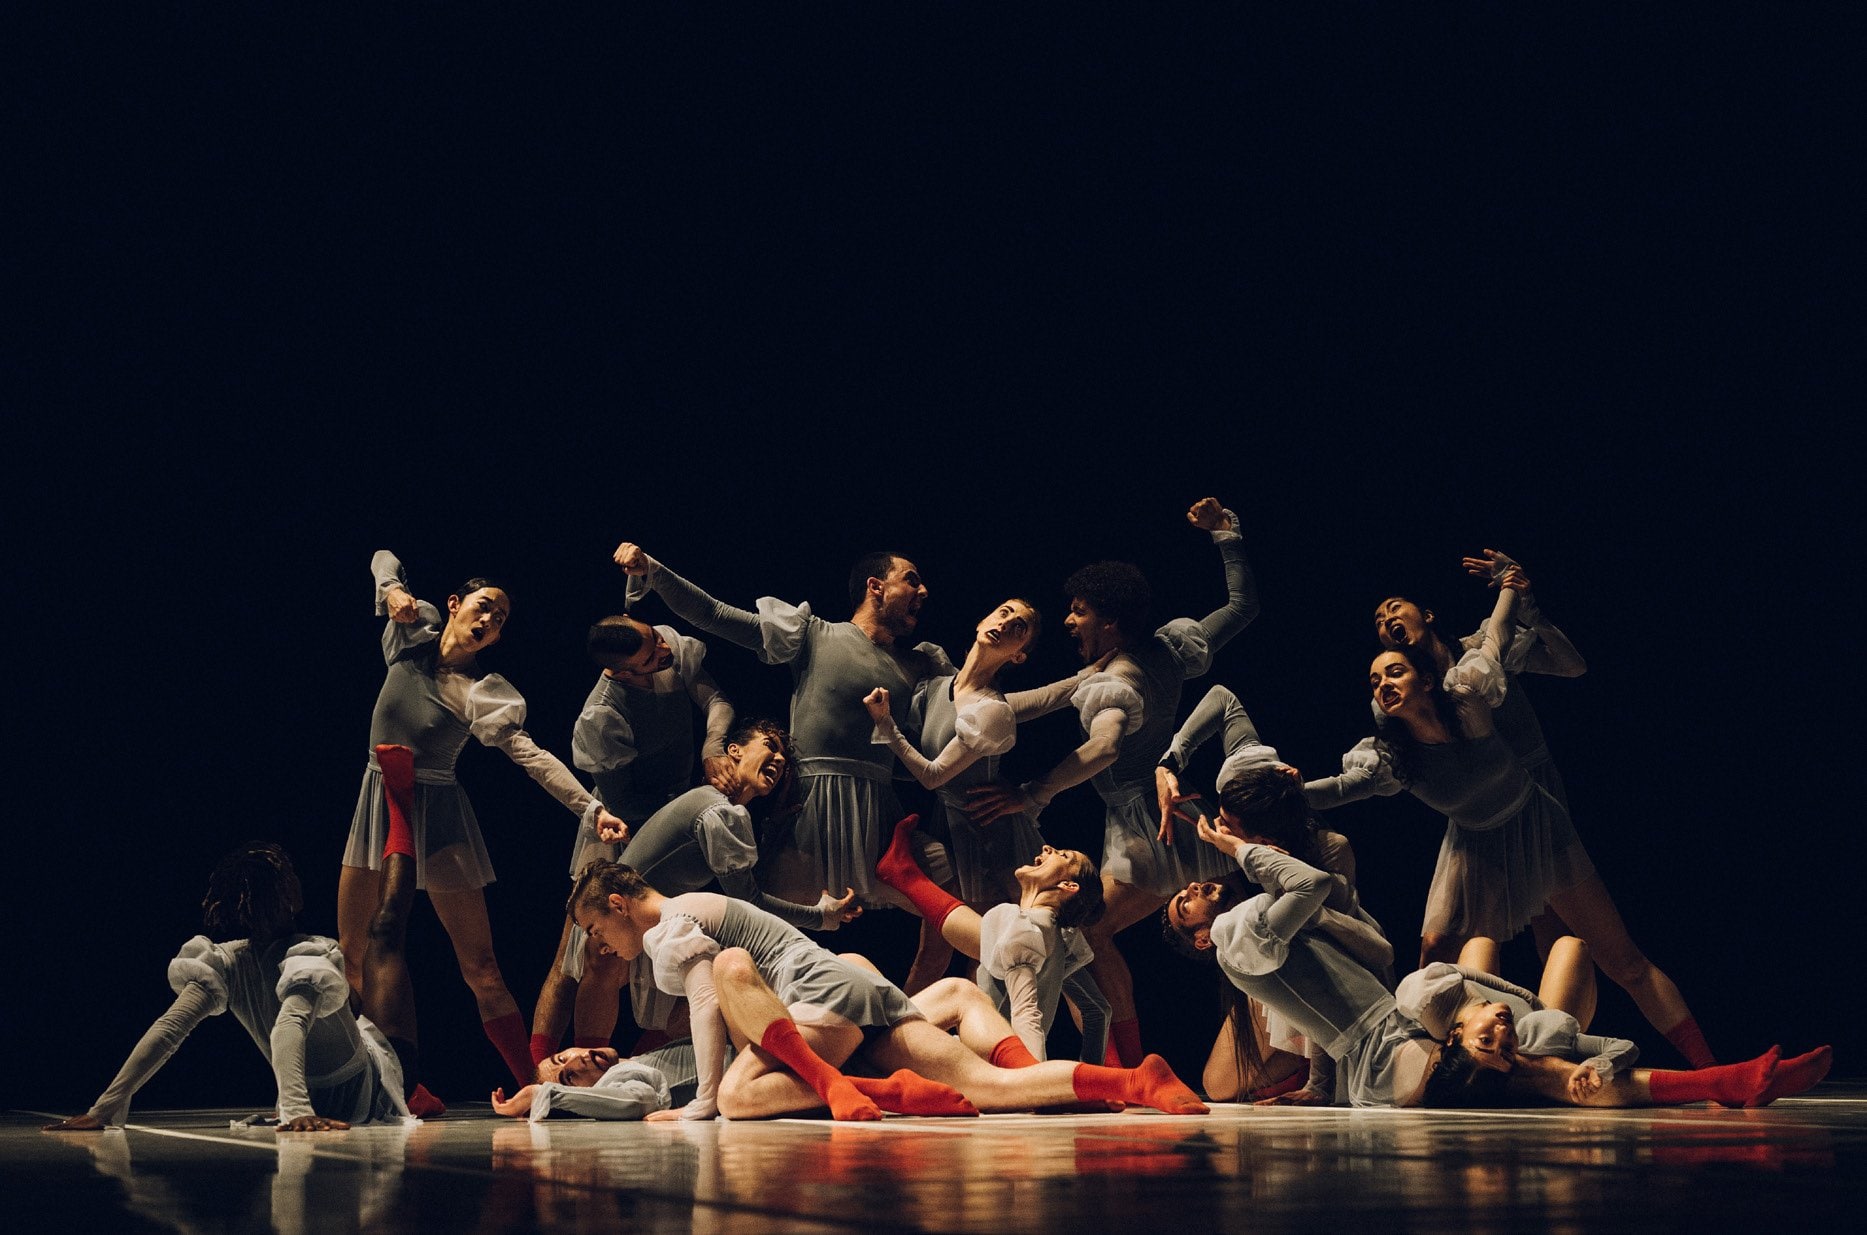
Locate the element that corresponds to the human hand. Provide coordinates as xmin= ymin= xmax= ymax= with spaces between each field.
xmin=1187 ymin=497 xmax=1233 ymax=533
xmin=863 ymin=687 xmax=892 ymax=726
xmin=700 ymin=755 xmax=735 ymax=795
xmin=41 ymin=1114 xmax=106 ymax=1132
xmin=595 ymin=810 xmax=630 ymax=846
xmin=1565 ymin=1064 xmax=1601 ymax=1103
xmin=1461 ymin=549 xmax=1527 ymax=589
xmin=490 ymin=1086 xmax=535 ymax=1118
xmin=1195 ymin=814 xmax=1243 ymax=857
xmin=1255 ymin=1087 xmax=1329 ymax=1107
xmin=384 ymin=587 xmax=420 ymax=624
xmin=822 ymin=887 xmax=863 ymax=926
xmin=1154 ymin=766 xmax=1201 ymax=844
xmin=278 ymin=1114 xmax=350 ymax=1132
xmin=966 ymin=783 xmax=1036 ymax=825
xmin=613 ymin=542 xmax=655 ymax=575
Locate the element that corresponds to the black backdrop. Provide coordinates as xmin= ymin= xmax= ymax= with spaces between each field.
xmin=12 ymin=6 xmax=1862 ymax=1111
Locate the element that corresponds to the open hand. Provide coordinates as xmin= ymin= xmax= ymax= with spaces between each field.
xmin=966 ymin=783 xmax=1035 ymax=825
xmin=279 ymin=1114 xmax=350 ymax=1132
xmin=491 ymin=1086 xmax=535 ymax=1118
xmin=41 ymin=1114 xmax=106 ymax=1132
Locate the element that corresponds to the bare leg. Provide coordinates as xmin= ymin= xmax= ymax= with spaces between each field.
xmin=428 ymin=886 xmax=521 ymax=1022
xmin=1419 ymin=932 xmax=1465 ymax=967
xmin=1535 ymin=936 xmax=1598 ymax=1030
xmin=1084 ymin=877 xmax=1166 ymax=1036
xmin=903 ymin=918 xmax=956 ymax=996
xmin=530 ymin=916 xmax=579 ymax=1052
xmin=709 ymin=948 xmax=885 ymax=1120
xmin=1455 ymin=937 xmax=1500 ymax=974
xmin=865 ymin=1020 xmax=1205 ymax=1114
xmin=338 ymin=864 xmax=383 ymax=996
xmin=1546 ymin=872 xmax=1696 ymax=1039
xmin=1527 ymin=906 xmax=1573 ymax=963
xmin=908 ymin=977 xmax=1022 ymax=1059
xmin=1201 ymin=1006 xmax=1303 ymax=1102
xmin=715 ymin=1023 xmax=867 ymax=1119
xmin=572 ymin=944 xmax=628 ymax=1044
xmin=361 ymin=853 xmax=419 ymax=1045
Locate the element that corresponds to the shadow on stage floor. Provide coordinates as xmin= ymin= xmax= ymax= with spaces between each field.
xmin=11 ymin=1086 xmax=1864 ymax=1233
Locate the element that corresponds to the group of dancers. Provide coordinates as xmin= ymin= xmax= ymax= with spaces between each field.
xmin=45 ymin=498 xmax=1831 ymax=1133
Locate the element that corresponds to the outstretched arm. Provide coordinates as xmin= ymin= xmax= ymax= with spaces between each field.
xmin=967 ymin=708 xmax=1125 ymax=824
xmin=1185 ymin=498 xmax=1261 ymax=664
xmin=1464 ymin=550 xmax=1584 ymax=676
xmin=613 ymin=542 xmax=772 ymax=656
xmin=865 ymin=688 xmax=981 ymax=790
xmin=717 ymin=869 xmax=862 ymax=932
xmin=61 ymin=983 xmax=220 ymax=1129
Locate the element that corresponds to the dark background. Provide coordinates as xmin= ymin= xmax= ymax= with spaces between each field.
xmin=12 ymin=6 xmax=1861 ymax=1111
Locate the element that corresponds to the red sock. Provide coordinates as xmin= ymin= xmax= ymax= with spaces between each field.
xmin=1748 ymin=1045 xmax=1832 ymax=1106
xmin=874 ymin=815 xmax=963 ymax=931
xmin=407 ymin=1083 xmax=447 ymax=1118
xmin=1647 ymin=1047 xmax=1779 ymax=1107
xmin=1073 ymin=1055 xmax=1209 ymax=1115
xmin=1244 ymin=1068 xmax=1307 ymax=1102
xmin=1110 ymin=1018 xmax=1144 ymax=1068
xmin=375 ymin=744 xmax=417 ymax=860
xmin=758 ymin=1020 xmax=881 ymax=1120
xmin=1662 ymin=1016 xmax=1717 ymax=1068
xmin=483 ymin=1011 xmax=535 ymax=1086
xmin=1103 ymin=1041 xmax=1123 ymax=1068
xmin=848 ymin=1070 xmax=979 ymax=1116
xmin=528 ymin=1033 xmax=557 ymax=1066
xmin=992 ymin=1035 xmax=1040 ymax=1069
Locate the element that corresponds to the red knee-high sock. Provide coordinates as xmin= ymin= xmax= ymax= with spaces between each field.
xmin=375 ymin=744 xmax=417 ymax=860
xmin=847 ymin=1070 xmax=979 ymax=1116
xmin=407 ymin=1083 xmax=447 ymax=1118
xmin=1647 ymin=1047 xmax=1779 ymax=1107
xmin=1110 ymin=1018 xmax=1144 ymax=1068
xmin=874 ymin=815 xmax=963 ymax=930
xmin=1748 ymin=1045 xmax=1832 ymax=1106
xmin=1073 ymin=1055 xmax=1209 ymax=1115
xmin=1662 ymin=1016 xmax=1717 ymax=1069
xmin=992 ymin=1035 xmax=1040 ymax=1069
xmin=483 ymin=1012 xmax=535 ymax=1086
xmin=529 ymin=1034 xmax=558 ymax=1066
xmin=758 ymin=1020 xmax=882 ymax=1121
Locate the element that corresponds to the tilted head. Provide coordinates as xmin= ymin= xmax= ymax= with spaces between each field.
xmin=589 ymin=615 xmax=673 ymax=680
xmin=536 ymin=1045 xmax=621 ymax=1088
xmin=1372 ymin=595 xmax=1442 ymax=652
xmin=1016 ymin=845 xmax=1104 ymax=929
xmin=202 ymin=841 xmax=303 ymax=941
xmin=1162 ymin=874 xmax=1249 ymax=955
xmin=1062 ymin=561 xmax=1151 ymax=662
xmin=565 ymin=862 xmax=654 ymax=962
xmin=1217 ymin=765 xmax=1315 ymax=859
xmin=972 ymin=598 xmax=1042 ymax=664
xmin=724 ymin=718 xmax=792 ymax=802
xmin=849 ymin=551 xmax=927 ymax=637
xmin=445 ymin=578 xmax=511 ymax=654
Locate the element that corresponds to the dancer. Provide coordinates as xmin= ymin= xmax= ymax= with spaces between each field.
xmin=490 ymin=1040 xmax=701 ymax=1121
xmin=531 ymin=612 xmax=736 ymax=1064
xmin=571 ymin=719 xmax=863 ymax=1051
xmin=43 ymin=844 xmax=407 ymax=1133
xmin=568 ymin=864 xmax=1209 ymax=1120
xmin=1307 ymin=580 xmax=1716 ymax=1065
xmin=874 ymin=814 xmax=1109 ymax=1062
xmin=339 ymin=551 xmax=627 ymax=1089
xmin=971 ymin=497 xmax=1259 ymax=1065
xmin=612 ymin=540 xmax=958 ymax=988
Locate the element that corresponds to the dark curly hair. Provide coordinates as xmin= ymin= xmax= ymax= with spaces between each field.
xmin=202 ymin=842 xmax=303 ymax=941
xmin=1063 ymin=561 xmax=1151 ymax=644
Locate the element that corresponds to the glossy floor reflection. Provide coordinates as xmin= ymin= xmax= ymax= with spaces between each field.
xmin=11 ymin=1087 xmax=1865 ymax=1234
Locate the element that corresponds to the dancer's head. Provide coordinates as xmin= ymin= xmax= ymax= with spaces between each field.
xmin=566 ymin=863 xmax=654 ymax=962
xmin=1372 ymin=595 xmax=1443 ymax=653
xmin=588 ymin=616 xmax=674 ymax=681
xmin=724 ymin=718 xmax=793 ymax=803
xmin=1062 ymin=562 xmax=1150 ymax=662
xmin=1015 ymin=845 xmax=1104 ymax=929
xmin=445 ymin=577 xmax=510 ymax=655
xmin=1216 ymin=765 xmax=1316 ymax=861
xmin=969 ymin=598 xmax=1041 ymax=667
xmin=1162 ymin=875 xmax=1250 ymax=954
xmin=1421 ymin=1000 xmax=1521 ymax=1107
xmin=849 ymin=551 xmax=927 ymax=637
xmin=202 ymin=841 xmax=303 ymax=941
xmin=535 ymin=1045 xmax=620 ymax=1087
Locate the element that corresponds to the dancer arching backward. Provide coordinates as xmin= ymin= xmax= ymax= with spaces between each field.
xmin=340 ymin=551 xmax=628 ymax=1089
xmin=1371 ymin=551 xmax=1716 ymax=1070
xmin=43 ymin=844 xmax=408 ymax=1133
xmin=1154 ymin=704 xmax=1396 ymax=1102
xmin=531 ymin=613 xmax=736 ymax=1066
xmin=970 ymin=498 xmax=1259 ymax=1066
xmin=1166 ymin=820 xmax=1813 ymax=1109
xmin=572 ymin=719 xmax=864 ymax=1051
xmin=875 ymin=815 xmax=1109 ymax=1062
xmin=613 ymin=540 xmax=959 ymax=989
xmin=490 ymin=1040 xmax=703 ymax=1121
xmin=1306 ymin=580 xmax=1716 ymax=1066
xmin=569 ymin=864 xmax=1209 ymax=1120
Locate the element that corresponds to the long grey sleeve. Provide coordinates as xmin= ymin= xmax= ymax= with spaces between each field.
xmin=269 ymin=991 xmax=320 ymax=1121
xmin=1193 ymin=536 xmax=1260 ymax=664
xmin=87 ymin=984 xmax=220 ymax=1126
xmin=1062 ymin=969 xmax=1111 ymax=1063
xmin=646 ymin=563 xmax=769 ymax=654
xmin=715 ymin=868 xmax=838 ymax=932
xmin=1163 ymin=685 xmax=1263 ymax=772
xmin=1572 ymin=1031 xmax=1639 ymax=1079
xmin=1235 ymin=844 xmax=1334 ymax=943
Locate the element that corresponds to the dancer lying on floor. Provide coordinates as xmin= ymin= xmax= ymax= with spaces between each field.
xmin=567 ymin=862 xmax=1209 ymax=1120
xmin=43 ymin=844 xmax=407 ymax=1133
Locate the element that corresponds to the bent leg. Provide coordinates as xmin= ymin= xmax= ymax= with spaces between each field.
xmin=1547 ymin=872 xmax=1709 ymax=1063
xmin=1086 ymin=878 xmax=1166 ymax=1064
xmin=429 ymin=885 xmax=531 ymax=1083
xmin=530 ymin=915 xmax=579 ymax=1063
xmin=1455 ymin=937 xmax=1500 ymax=974
xmin=338 ymin=864 xmax=383 ymax=996
xmin=1536 ymin=935 xmax=1598 ymax=1030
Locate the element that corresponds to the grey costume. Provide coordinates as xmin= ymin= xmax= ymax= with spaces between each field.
xmin=1207 ymin=845 xmax=1437 ymax=1108
xmin=1069 ymin=522 xmax=1259 ymax=896
xmin=525 ymin=1040 xmax=704 ymax=1121
xmin=85 ymin=935 xmax=406 ymax=1126
xmin=640 ymin=560 xmax=954 ymax=902
xmin=1515 ymin=1010 xmax=1638 ymax=1080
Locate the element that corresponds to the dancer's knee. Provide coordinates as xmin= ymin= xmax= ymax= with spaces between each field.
xmin=712 ymin=948 xmax=758 ymax=987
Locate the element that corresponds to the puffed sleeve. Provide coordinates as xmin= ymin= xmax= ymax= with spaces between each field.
xmin=1208 ymin=892 xmax=1291 ymax=976
xmin=642 ymin=916 xmax=722 ymax=996
xmin=913 ymin=640 xmax=959 ymax=680
xmin=1154 ymin=617 xmax=1215 ymax=678
xmin=167 ymin=936 xmax=235 ymax=1016
xmin=572 ymin=681 xmax=637 ymax=774
xmin=470 ymin=675 xmax=597 ymax=815
xmin=753 ymin=597 xmax=812 ymax=666
xmin=1071 ymin=673 xmax=1145 ymax=737
xmin=1303 ymin=738 xmax=1404 ymax=809
xmin=373 ymin=552 xmax=442 ymax=664
xmin=1393 ymin=963 xmax=1466 ymax=1039
xmin=465 ymin=674 xmax=529 ymax=745
xmin=1442 ymin=647 xmax=1508 ymax=708
xmin=693 ymin=801 xmax=760 ymax=876
xmin=979 ymin=905 xmax=1053 ymax=980
xmin=954 ymin=696 xmax=1017 ymax=759
xmin=276 ymin=939 xmax=351 ymax=1019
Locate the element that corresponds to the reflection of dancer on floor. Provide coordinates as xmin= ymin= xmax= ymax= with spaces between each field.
xmin=43 ymin=844 xmax=408 ymax=1133
xmin=875 ymin=814 xmax=1108 ymax=1062
xmin=342 ymin=552 xmax=627 ymax=1097
xmin=531 ymin=612 xmax=735 ymax=1066
xmin=969 ymin=498 xmax=1259 ymax=1067
xmin=614 ymin=540 xmax=959 ymax=988
xmin=573 ymin=720 xmax=863 ymax=1053
xmin=1168 ymin=819 xmax=1815 ymax=1109
xmin=1158 ymin=686 xmax=1394 ymax=1100
xmin=570 ymin=865 xmax=1208 ymax=1120
xmin=1309 ymin=578 xmax=1716 ymax=1067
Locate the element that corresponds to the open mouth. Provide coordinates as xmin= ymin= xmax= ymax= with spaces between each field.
xmin=1385 ymin=619 xmax=1407 ymax=642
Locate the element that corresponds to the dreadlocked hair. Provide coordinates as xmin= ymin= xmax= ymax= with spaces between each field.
xmin=201 ymin=842 xmax=303 ymax=941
